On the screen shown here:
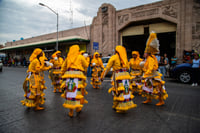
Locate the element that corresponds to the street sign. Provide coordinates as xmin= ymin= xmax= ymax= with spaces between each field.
xmin=93 ymin=42 xmax=99 ymax=50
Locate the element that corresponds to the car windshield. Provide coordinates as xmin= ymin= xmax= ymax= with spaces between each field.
xmin=102 ymin=58 xmax=110 ymax=63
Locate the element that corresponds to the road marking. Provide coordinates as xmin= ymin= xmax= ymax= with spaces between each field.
xmin=165 ymin=111 xmax=200 ymax=121
xmin=103 ymin=79 xmax=111 ymax=82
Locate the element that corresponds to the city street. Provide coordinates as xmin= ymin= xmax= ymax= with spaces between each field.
xmin=0 ymin=67 xmax=200 ymax=133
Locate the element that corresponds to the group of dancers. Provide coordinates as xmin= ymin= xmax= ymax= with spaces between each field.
xmin=21 ymin=31 xmax=168 ymax=117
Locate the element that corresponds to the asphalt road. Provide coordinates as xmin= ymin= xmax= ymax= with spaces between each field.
xmin=0 ymin=67 xmax=200 ymax=133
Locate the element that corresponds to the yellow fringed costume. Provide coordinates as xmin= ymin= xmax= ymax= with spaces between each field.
xmin=90 ymin=52 xmax=104 ymax=89
xmin=80 ymin=50 xmax=85 ymax=55
xmin=101 ymin=46 xmax=137 ymax=113
xmin=141 ymin=31 xmax=168 ymax=106
xmin=49 ymin=51 xmax=64 ymax=92
xmin=60 ymin=45 xmax=89 ymax=117
xmin=21 ymin=48 xmax=46 ymax=110
xmin=129 ymin=51 xmax=143 ymax=94
xmin=79 ymin=50 xmax=90 ymax=73
xmin=39 ymin=52 xmax=52 ymax=105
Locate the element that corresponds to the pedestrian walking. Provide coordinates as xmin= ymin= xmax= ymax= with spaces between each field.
xmin=101 ymin=45 xmax=137 ymax=113
xmin=60 ymin=45 xmax=89 ymax=117
xmin=129 ymin=51 xmax=143 ymax=94
xmin=90 ymin=52 xmax=104 ymax=89
xmin=49 ymin=51 xmax=64 ymax=93
xmin=141 ymin=31 xmax=168 ymax=106
xmin=190 ymin=53 xmax=200 ymax=86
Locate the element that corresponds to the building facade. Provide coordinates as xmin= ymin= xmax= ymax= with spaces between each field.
xmin=1 ymin=26 xmax=90 ymax=59
xmin=90 ymin=0 xmax=200 ymax=59
xmin=1 ymin=0 xmax=200 ymax=61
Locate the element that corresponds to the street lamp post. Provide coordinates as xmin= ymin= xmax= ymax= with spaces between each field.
xmin=39 ymin=3 xmax=59 ymax=51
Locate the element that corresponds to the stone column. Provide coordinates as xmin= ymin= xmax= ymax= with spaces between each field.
xmin=192 ymin=0 xmax=200 ymax=53
xmin=90 ymin=3 xmax=116 ymax=56
xmin=177 ymin=0 xmax=193 ymax=62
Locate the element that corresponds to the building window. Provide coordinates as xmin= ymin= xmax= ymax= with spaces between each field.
xmin=102 ymin=7 xmax=108 ymax=13
xmin=144 ymin=27 xmax=149 ymax=35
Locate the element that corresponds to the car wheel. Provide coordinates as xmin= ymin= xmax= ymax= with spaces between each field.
xmin=178 ymin=71 xmax=191 ymax=83
xmin=0 ymin=68 xmax=2 ymax=72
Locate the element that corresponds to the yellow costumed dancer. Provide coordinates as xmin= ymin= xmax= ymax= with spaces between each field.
xmin=60 ymin=45 xmax=89 ymax=117
xmin=141 ymin=31 xmax=168 ymax=106
xmin=80 ymin=50 xmax=90 ymax=73
xmin=80 ymin=50 xmax=85 ymax=55
xmin=39 ymin=52 xmax=52 ymax=105
xmin=129 ymin=51 xmax=143 ymax=95
xmin=49 ymin=51 xmax=64 ymax=92
xmin=21 ymin=48 xmax=45 ymax=110
xmin=91 ymin=52 xmax=104 ymax=89
xmin=101 ymin=46 xmax=137 ymax=113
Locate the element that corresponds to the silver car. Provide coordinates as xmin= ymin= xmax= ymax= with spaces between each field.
xmin=102 ymin=57 xmax=113 ymax=76
xmin=0 ymin=59 xmax=3 ymax=72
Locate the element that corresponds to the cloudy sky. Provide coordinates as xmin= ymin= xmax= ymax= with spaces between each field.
xmin=0 ymin=0 xmax=161 ymax=45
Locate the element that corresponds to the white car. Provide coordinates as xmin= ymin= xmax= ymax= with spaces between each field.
xmin=0 ymin=59 xmax=3 ymax=72
xmin=102 ymin=57 xmax=113 ymax=76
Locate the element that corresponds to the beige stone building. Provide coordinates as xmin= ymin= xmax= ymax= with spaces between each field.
xmin=1 ymin=26 xmax=90 ymax=59
xmin=1 ymin=0 xmax=200 ymax=61
xmin=91 ymin=0 xmax=200 ymax=59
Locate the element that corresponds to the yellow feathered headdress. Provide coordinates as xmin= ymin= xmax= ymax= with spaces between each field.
xmin=67 ymin=45 xmax=80 ymax=68
xmin=80 ymin=50 xmax=85 ymax=55
xmin=93 ymin=52 xmax=100 ymax=59
xmin=52 ymin=51 xmax=61 ymax=58
xmin=132 ymin=51 xmax=140 ymax=58
xmin=39 ymin=52 xmax=47 ymax=64
xmin=29 ymin=48 xmax=42 ymax=62
xmin=116 ymin=45 xmax=129 ymax=68
xmin=144 ymin=31 xmax=160 ymax=54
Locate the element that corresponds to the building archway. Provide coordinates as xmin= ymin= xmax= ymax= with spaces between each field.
xmin=119 ymin=18 xmax=177 ymax=60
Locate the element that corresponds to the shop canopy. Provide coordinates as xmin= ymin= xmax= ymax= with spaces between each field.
xmin=0 ymin=36 xmax=90 ymax=51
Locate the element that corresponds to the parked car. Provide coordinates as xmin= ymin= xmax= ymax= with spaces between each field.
xmin=170 ymin=63 xmax=197 ymax=83
xmin=102 ymin=57 xmax=112 ymax=76
xmin=0 ymin=59 xmax=3 ymax=72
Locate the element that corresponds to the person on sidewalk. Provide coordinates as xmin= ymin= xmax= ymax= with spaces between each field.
xmin=164 ymin=53 xmax=170 ymax=77
xmin=159 ymin=56 xmax=167 ymax=80
xmin=101 ymin=45 xmax=137 ymax=113
xmin=60 ymin=45 xmax=89 ymax=117
xmin=87 ymin=53 xmax=92 ymax=77
xmin=190 ymin=53 xmax=200 ymax=86
xmin=171 ymin=55 xmax=177 ymax=68
xmin=141 ymin=31 xmax=168 ymax=106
